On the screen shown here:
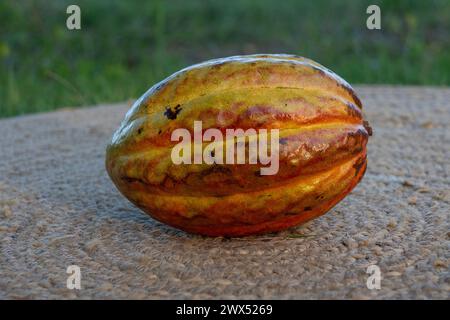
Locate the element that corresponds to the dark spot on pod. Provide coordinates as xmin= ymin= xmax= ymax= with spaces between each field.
xmin=363 ymin=120 xmax=373 ymax=136
xmin=353 ymin=156 xmax=367 ymax=177
xmin=315 ymin=194 xmax=325 ymax=200
xmin=346 ymin=132 xmax=358 ymax=146
xmin=152 ymin=81 xmax=167 ymax=93
xmin=352 ymin=146 xmax=363 ymax=154
xmin=158 ymin=129 xmax=162 ymax=134
xmin=356 ymin=128 xmax=368 ymax=137
xmin=347 ymin=128 xmax=368 ymax=147
xmin=137 ymin=128 xmax=143 ymax=134
xmin=304 ymin=206 xmax=312 ymax=211
xmin=121 ymin=176 xmax=146 ymax=185
xmin=202 ymin=165 xmax=232 ymax=178
xmin=340 ymin=83 xmax=363 ymax=109
xmin=356 ymin=164 xmax=367 ymax=183
xmin=164 ymin=104 xmax=182 ymax=120
xmin=311 ymin=65 xmax=326 ymax=76
xmin=328 ymin=81 xmax=364 ymax=110
xmin=345 ymin=102 xmax=362 ymax=119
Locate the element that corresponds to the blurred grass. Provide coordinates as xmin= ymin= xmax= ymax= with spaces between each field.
xmin=0 ymin=0 xmax=449 ymax=117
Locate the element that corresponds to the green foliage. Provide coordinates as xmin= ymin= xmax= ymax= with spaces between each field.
xmin=0 ymin=0 xmax=448 ymax=117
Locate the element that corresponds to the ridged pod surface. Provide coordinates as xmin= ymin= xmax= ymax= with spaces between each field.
xmin=106 ymin=54 xmax=371 ymax=236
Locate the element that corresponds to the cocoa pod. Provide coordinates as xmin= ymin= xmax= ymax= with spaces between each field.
xmin=106 ymin=54 xmax=371 ymax=236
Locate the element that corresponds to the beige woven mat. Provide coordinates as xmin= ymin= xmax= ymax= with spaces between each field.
xmin=0 ymin=86 xmax=448 ymax=299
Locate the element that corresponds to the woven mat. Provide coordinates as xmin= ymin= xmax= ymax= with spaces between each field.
xmin=0 ymin=86 xmax=448 ymax=299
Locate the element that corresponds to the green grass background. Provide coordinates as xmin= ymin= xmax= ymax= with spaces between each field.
xmin=0 ymin=0 xmax=449 ymax=117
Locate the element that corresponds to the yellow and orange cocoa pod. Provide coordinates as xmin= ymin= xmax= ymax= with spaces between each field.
xmin=106 ymin=54 xmax=371 ymax=237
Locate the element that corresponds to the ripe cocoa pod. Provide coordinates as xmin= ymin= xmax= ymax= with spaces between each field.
xmin=106 ymin=54 xmax=371 ymax=236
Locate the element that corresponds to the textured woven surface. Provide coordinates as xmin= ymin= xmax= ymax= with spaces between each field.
xmin=0 ymin=86 xmax=449 ymax=299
